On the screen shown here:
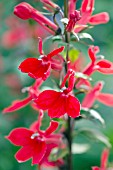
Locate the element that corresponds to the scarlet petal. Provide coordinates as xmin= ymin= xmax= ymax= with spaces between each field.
xmin=6 ymin=128 xmax=33 ymax=146
xmin=14 ymin=134 xmax=47 ymax=164
xmin=38 ymin=37 xmax=43 ymax=55
xmin=88 ymin=46 xmax=96 ymax=63
xmin=19 ymin=58 xmax=51 ymax=80
xmin=92 ymin=167 xmax=100 ymax=170
xmin=45 ymin=121 xmax=58 ymax=137
xmin=19 ymin=58 xmax=40 ymax=73
xmin=96 ymin=60 xmax=113 ymax=74
xmin=81 ymin=0 xmax=94 ymax=14
xmin=15 ymin=145 xmax=34 ymax=163
xmin=32 ymin=140 xmax=47 ymax=164
xmin=35 ymin=90 xmax=60 ymax=110
xmin=81 ymin=0 xmax=89 ymax=13
xmin=48 ymin=94 xmax=66 ymax=118
xmin=3 ymin=96 xmax=32 ymax=113
xmin=97 ymin=93 xmax=113 ymax=106
xmin=101 ymin=149 xmax=109 ymax=169
xmin=67 ymin=95 xmax=80 ymax=118
xmin=89 ymin=12 xmax=109 ymax=25
xmin=47 ymin=46 xmax=64 ymax=59
xmin=30 ymin=110 xmax=44 ymax=132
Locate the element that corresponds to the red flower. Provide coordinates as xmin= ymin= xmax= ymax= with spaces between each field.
xmin=66 ymin=10 xmax=81 ymax=32
xmin=74 ymin=0 xmax=109 ymax=33
xmin=19 ymin=38 xmax=64 ymax=80
xmin=35 ymin=70 xmax=80 ymax=118
xmin=76 ymin=46 xmax=113 ymax=88
xmin=6 ymin=111 xmax=60 ymax=164
xmin=14 ymin=2 xmax=58 ymax=34
xmin=92 ymin=149 xmax=109 ymax=170
xmin=82 ymin=81 xmax=113 ymax=109
xmin=3 ymin=79 xmax=43 ymax=113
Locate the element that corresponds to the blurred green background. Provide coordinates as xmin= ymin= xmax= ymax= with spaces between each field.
xmin=1 ymin=0 xmax=113 ymax=170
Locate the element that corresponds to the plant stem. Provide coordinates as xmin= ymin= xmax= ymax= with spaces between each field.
xmin=64 ymin=1 xmax=73 ymax=170
xmin=67 ymin=116 xmax=73 ymax=170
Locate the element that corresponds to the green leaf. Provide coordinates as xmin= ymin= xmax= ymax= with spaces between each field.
xmin=50 ymin=148 xmax=68 ymax=161
xmin=52 ymin=35 xmax=62 ymax=42
xmin=72 ymin=32 xmax=80 ymax=41
xmin=81 ymin=108 xmax=105 ymax=126
xmin=72 ymin=143 xmax=90 ymax=154
xmin=78 ymin=33 xmax=94 ymax=41
xmin=77 ymin=128 xmax=111 ymax=148
xmin=75 ymin=72 xmax=92 ymax=81
xmin=69 ymin=49 xmax=80 ymax=63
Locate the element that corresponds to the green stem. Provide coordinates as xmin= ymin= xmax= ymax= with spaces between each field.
xmin=64 ymin=1 xmax=73 ymax=170
xmin=67 ymin=116 xmax=73 ymax=170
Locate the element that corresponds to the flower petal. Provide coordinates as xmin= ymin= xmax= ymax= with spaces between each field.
xmin=81 ymin=0 xmax=94 ymax=14
xmin=47 ymin=46 xmax=64 ymax=59
xmin=82 ymin=82 xmax=103 ymax=108
xmin=67 ymin=95 xmax=80 ymax=118
xmin=92 ymin=167 xmax=100 ymax=170
xmin=15 ymin=146 xmax=33 ymax=163
xmin=30 ymin=110 xmax=44 ymax=132
xmin=96 ymin=60 xmax=113 ymax=74
xmin=3 ymin=96 xmax=32 ymax=113
xmin=15 ymin=136 xmax=47 ymax=164
xmin=97 ymin=93 xmax=113 ymax=106
xmin=45 ymin=121 xmax=58 ymax=137
xmin=35 ymin=90 xmax=60 ymax=110
xmin=29 ymin=62 xmax=51 ymax=80
xmin=89 ymin=12 xmax=109 ymax=25
xmin=88 ymin=46 xmax=99 ymax=63
xmin=48 ymin=94 xmax=66 ymax=118
xmin=32 ymin=140 xmax=47 ymax=164
xmin=19 ymin=58 xmax=40 ymax=73
xmin=101 ymin=149 xmax=109 ymax=169
xmin=6 ymin=128 xmax=33 ymax=146
xmin=38 ymin=37 xmax=43 ymax=55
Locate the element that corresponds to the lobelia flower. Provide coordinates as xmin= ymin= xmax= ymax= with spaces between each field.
xmin=14 ymin=2 xmax=58 ymax=34
xmin=6 ymin=111 xmax=62 ymax=165
xmin=74 ymin=0 xmax=109 ymax=33
xmin=19 ymin=37 xmax=64 ymax=80
xmin=76 ymin=46 xmax=113 ymax=88
xmin=66 ymin=10 xmax=81 ymax=32
xmin=3 ymin=79 xmax=43 ymax=113
xmin=35 ymin=69 xmax=81 ymax=118
xmin=92 ymin=149 xmax=109 ymax=170
xmin=82 ymin=81 xmax=113 ymax=109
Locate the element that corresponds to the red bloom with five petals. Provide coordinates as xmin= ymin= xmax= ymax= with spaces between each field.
xmin=6 ymin=111 xmax=60 ymax=164
xmin=19 ymin=38 xmax=64 ymax=80
xmin=35 ymin=70 xmax=81 ymax=118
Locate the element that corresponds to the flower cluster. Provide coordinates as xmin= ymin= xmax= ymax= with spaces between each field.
xmin=3 ymin=0 xmax=113 ymax=169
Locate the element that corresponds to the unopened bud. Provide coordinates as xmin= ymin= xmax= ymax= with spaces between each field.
xmin=14 ymin=2 xmax=33 ymax=20
xmin=66 ymin=10 xmax=81 ymax=32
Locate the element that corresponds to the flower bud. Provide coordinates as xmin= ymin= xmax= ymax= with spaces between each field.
xmin=14 ymin=2 xmax=33 ymax=20
xmin=66 ymin=10 xmax=81 ymax=32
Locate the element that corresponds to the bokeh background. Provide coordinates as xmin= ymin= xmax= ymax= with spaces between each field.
xmin=1 ymin=0 xmax=113 ymax=170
